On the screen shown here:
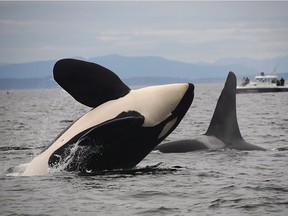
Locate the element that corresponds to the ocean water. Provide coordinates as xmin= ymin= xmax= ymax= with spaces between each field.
xmin=0 ymin=83 xmax=287 ymax=216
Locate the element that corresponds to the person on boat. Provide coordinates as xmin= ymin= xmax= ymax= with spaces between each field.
xmin=245 ymin=77 xmax=250 ymax=83
xmin=280 ymin=77 xmax=285 ymax=86
xmin=241 ymin=77 xmax=250 ymax=86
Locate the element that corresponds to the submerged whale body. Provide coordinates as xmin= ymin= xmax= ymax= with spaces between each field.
xmin=155 ymin=72 xmax=265 ymax=153
xmin=22 ymin=59 xmax=194 ymax=176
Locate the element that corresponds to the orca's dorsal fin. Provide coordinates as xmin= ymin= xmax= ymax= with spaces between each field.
xmin=205 ymin=72 xmax=243 ymax=141
xmin=53 ymin=59 xmax=131 ymax=107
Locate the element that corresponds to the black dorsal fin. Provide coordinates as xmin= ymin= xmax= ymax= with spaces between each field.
xmin=205 ymin=72 xmax=243 ymax=141
xmin=53 ymin=59 xmax=130 ymax=107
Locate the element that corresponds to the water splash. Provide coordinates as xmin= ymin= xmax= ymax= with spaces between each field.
xmin=5 ymin=163 xmax=29 ymax=176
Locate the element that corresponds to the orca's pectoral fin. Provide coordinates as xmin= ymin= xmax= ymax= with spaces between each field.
xmin=53 ymin=59 xmax=131 ymax=108
xmin=78 ymin=111 xmax=145 ymax=147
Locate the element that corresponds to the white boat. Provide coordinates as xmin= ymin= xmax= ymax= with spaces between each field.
xmin=236 ymin=72 xmax=288 ymax=94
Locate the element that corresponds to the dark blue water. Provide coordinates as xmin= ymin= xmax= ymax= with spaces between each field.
xmin=1 ymin=84 xmax=287 ymax=215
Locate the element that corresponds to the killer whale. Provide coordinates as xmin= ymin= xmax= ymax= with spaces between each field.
xmin=154 ymin=71 xmax=265 ymax=153
xmin=22 ymin=59 xmax=194 ymax=176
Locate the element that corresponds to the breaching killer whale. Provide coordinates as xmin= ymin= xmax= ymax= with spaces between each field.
xmin=22 ymin=59 xmax=194 ymax=176
xmin=154 ymin=71 xmax=265 ymax=153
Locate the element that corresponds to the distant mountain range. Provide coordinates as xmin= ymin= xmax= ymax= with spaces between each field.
xmin=0 ymin=54 xmax=287 ymax=89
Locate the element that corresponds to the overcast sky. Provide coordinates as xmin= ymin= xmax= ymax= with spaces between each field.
xmin=1 ymin=1 xmax=288 ymax=64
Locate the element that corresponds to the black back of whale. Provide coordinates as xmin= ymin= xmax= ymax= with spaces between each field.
xmin=155 ymin=72 xmax=265 ymax=152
